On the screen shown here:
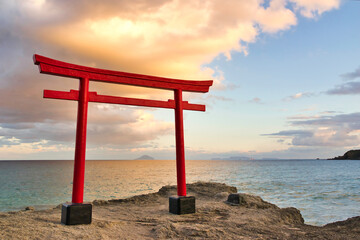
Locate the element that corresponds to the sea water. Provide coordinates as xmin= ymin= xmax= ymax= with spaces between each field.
xmin=0 ymin=160 xmax=359 ymax=226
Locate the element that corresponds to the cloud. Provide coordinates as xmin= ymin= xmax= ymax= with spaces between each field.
xmin=263 ymin=130 xmax=313 ymax=137
xmin=2 ymin=0 xmax=340 ymax=78
xmin=288 ymin=115 xmax=320 ymax=120
xmin=249 ymin=97 xmax=264 ymax=104
xmin=290 ymin=0 xmax=341 ymax=18
xmin=264 ymin=112 xmax=360 ymax=148
xmin=0 ymin=107 xmax=173 ymax=147
xmin=87 ymin=109 xmax=174 ymax=145
xmin=256 ymin=0 xmax=297 ymax=33
xmin=290 ymin=112 xmax=360 ymax=129
xmin=283 ymin=92 xmax=314 ymax=101
xmin=327 ymin=81 xmax=360 ymax=95
xmin=287 ymin=111 xmax=340 ymax=120
xmin=319 ymin=111 xmax=339 ymax=115
xmin=0 ymin=0 xmax=340 ymax=158
xmin=327 ymin=66 xmax=360 ymax=95
xmin=340 ymin=66 xmax=360 ymax=81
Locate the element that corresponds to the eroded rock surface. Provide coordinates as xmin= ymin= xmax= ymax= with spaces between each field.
xmin=0 ymin=182 xmax=359 ymax=239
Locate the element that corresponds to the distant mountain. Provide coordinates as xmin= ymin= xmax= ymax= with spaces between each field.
xmin=211 ymin=156 xmax=284 ymax=161
xmin=260 ymin=158 xmax=280 ymax=160
xmin=211 ymin=156 xmax=252 ymax=160
xmin=134 ymin=155 xmax=154 ymax=160
xmin=328 ymin=150 xmax=360 ymax=160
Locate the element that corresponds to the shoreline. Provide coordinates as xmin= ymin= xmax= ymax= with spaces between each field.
xmin=1 ymin=182 xmax=359 ymax=239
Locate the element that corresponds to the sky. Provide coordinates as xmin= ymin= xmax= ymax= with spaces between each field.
xmin=0 ymin=0 xmax=360 ymax=160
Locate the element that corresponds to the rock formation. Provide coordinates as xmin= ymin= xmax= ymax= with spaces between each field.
xmin=329 ymin=150 xmax=360 ymax=160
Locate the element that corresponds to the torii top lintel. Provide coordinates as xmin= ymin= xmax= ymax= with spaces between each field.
xmin=33 ymin=54 xmax=213 ymax=93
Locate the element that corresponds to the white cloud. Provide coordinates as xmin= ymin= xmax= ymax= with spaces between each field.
xmin=290 ymin=0 xmax=340 ymax=18
xmin=256 ymin=0 xmax=297 ymax=33
xmin=264 ymin=112 xmax=360 ymax=148
xmin=283 ymin=92 xmax=314 ymax=101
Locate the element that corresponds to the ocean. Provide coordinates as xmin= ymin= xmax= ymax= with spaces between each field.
xmin=0 ymin=159 xmax=359 ymax=226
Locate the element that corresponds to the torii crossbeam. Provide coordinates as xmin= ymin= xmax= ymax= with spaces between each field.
xmin=33 ymin=54 xmax=213 ymax=225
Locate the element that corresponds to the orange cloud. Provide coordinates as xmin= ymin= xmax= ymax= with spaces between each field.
xmin=17 ymin=1 xmax=338 ymax=77
xmin=8 ymin=0 xmax=340 ymax=94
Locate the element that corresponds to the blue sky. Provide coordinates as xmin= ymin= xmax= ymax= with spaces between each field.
xmin=0 ymin=0 xmax=359 ymax=160
xmin=195 ymin=2 xmax=360 ymax=159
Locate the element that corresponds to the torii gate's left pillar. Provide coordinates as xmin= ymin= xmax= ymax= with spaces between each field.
xmin=61 ymin=77 xmax=92 ymax=225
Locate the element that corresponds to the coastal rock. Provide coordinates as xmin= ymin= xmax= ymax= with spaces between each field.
xmin=226 ymin=193 xmax=304 ymax=225
xmin=329 ymin=149 xmax=360 ymax=160
xmin=278 ymin=207 xmax=305 ymax=225
xmin=92 ymin=200 xmax=109 ymax=206
xmin=106 ymin=182 xmax=237 ymax=205
xmin=227 ymin=193 xmax=278 ymax=209
xmin=324 ymin=216 xmax=360 ymax=231
xmin=0 ymin=182 xmax=359 ymax=239
xmin=157 ymin=181 xmax=238 ymax=198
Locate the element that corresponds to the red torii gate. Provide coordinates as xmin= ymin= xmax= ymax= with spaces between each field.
xmin=33 ymin=54 xmax=213 ymax=225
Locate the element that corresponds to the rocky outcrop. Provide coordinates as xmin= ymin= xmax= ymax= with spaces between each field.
xmin=329 ymin=150 xmax=360 ymax=160
xmin=1 ymin=182 xmax=359 ymax=239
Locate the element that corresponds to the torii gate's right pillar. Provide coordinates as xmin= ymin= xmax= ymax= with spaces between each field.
xmin=174 ymin=89 xmax=186 ymax=196
xmin=169 ymin=89 xmax=196 ymax=214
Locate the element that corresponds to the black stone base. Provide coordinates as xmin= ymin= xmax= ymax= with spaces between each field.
xmin=61 ymin=202 xmax=92 ymax=225
xmin=227 ymin=193 xmax=243 ymax=205
xmin=169 ymin=196 xmax=195 ymax=215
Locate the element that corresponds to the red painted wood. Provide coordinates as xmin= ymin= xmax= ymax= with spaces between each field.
xmin=44 ymin=89 xmax=80 ymax=100
xmin=34 ymin=55 xmax=213 ymax=93
xmin=35 ymin=54 xmax=213 ymax=201
xmin=72 ymin=78 xmax=89 ymax=204
xmin=174 ymin=89 xmax=186 ymax=196
xmin=34 ymin=54 xmax=212 ymax=86
xmin=43 ymin=89 xmax=206 ymax=111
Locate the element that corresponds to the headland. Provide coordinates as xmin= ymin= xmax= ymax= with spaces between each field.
xmin=328 ymin=149 xmax=360 ymax=160
xmin=0 ymin=182 xmax=359 ymax=239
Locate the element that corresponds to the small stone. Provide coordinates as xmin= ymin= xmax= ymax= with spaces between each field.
xmin=25 ymin=206 xmax=35 ymax=211
xmin=226 ymin=193 xmax=243 ymax=205
xmin=169 ymin=196 xmax=195 ymax=214
xmin=61 ymin=202 xmax=92 ymax=225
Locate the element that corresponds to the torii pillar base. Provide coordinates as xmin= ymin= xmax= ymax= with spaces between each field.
xmin=61 ymin=202 xmax=92 ymax=225
xmin=169 ymin=196 xmax=195 ymax=215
